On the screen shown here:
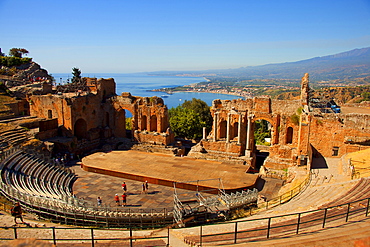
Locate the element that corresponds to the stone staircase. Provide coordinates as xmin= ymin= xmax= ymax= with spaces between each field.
xmin=178 ymin=155 xmax=369 ymax=246
xmin=0 ymin=127 xmax=32 ymax=152
xmin=236 ymin=219 xmax=370 ymax=246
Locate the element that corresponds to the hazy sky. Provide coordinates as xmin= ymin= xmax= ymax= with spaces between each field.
xmin=1 ymin=0 xmax=369 ymax=73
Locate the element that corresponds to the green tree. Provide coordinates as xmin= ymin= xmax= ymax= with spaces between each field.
xmin=72 ymin=67 xmax=82 ymax=83
xmin=9 ymin=48 xmax=29 ymax=58
xmin=126 ymin=117 xmax=132 ymax=130
xmin=169 ymin=98 xmax=212 ymax=140
xmin=181 ymin=98 xmax=213 ymax=133
xmin=169 ymin=106 xmax=202 ymax=139
xmin=254 ymin=120 xmax=271 ymax=145
xmin=361 ymin=92 xmax=370 ymax=101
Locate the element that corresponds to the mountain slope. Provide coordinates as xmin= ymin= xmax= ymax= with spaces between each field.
xmin=160 ymin=47 xmax=370 ymax=82
xmin=217 ymin=47 xmax=370 ymax=81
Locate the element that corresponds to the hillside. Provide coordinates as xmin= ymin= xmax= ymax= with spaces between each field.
xmin=156 ymin=47 xmax=370 ymax=83
xmin=275 ymin=85 xmax=370 ymax=105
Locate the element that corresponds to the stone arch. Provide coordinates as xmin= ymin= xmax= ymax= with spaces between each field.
xmin=110 ymin=94 xmax=174 ymax=145
xmin=74 ymin=118 xmax=87 ymax=140
xmin=286 ymin=126 xmax=293 ymax=144
xmin=150 ymin=115 xmax=157 ymax=132
xmin=114 ymin=107 xmax=136 ymax=138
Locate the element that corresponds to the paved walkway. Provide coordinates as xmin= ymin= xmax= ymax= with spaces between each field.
xmin=72 ymin=162 xmax=196 ymax=209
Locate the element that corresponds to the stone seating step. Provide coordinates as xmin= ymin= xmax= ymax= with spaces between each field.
xmin=256 ymin=179 xmax=358 ymax=217
xmin=233 ymin=217 xmax=370 ymax=246
xmin=321 ymin=177 xmax=370 ymax=208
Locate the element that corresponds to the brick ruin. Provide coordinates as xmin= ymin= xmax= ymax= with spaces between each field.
xmin=25 ymin=73 xmax=370 ymax=173
xmin=189 ymin=73 xmax=370 ymax=171
xmin=28 ymin=77 xmax=174 ymax=153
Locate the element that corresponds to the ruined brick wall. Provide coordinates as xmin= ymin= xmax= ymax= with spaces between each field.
xmin=39 ymin=118 xmax=58 ymax=131
xmin=97 ymin=78 xmax=116 ymax=98
xmin=29 ymin=78 xmax=117 ymax=139
xmin=308 ymin=113 xmax=370 ymax=158
xmin=271 ymin=99 xmax=301 ymax=115
xmin=29 ymin=95 xmax=72 ymax=130
xmin=200 ymin=140 xmax=245 ymax=156
xmin=111 ymin=94 xmax=174 ymax=144
xmin=253 ymin=97 xmax=271 ymax=113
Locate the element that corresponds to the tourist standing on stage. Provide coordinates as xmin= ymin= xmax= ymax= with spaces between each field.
xmin=122 ymin=182 xmax=127 ymax=193
xmin=122 ymin=194 xmax=127 ymax=206
xmin=114 ymin=194 xmax=120 ymax=206
xmin=145 ymin=180 xmax=149 ymax=192
xmin=142 ymin=182 xmax=146 ymax=194
xmin=97 ymin=197 xmax=102 ymax=207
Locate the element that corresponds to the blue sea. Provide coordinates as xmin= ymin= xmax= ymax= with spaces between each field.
xmin=52 ymin=73 xmax=243 ymax=110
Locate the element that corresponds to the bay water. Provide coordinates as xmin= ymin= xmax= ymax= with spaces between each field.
xmin=52 ymin=73 xmax=243 ymax=110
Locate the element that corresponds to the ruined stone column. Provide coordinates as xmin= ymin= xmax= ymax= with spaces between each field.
xmin=213 ymin=112 xmax=218 ymax=141
xmin=237 ymin=113 xmax=242 ymax=144
xmin=203 ymin=127 xmax=206 ymax=140
xmin=246 ymin=115 xmax=253 ymax=150
xmin=226 ymin=113 xmax=231 ymax=143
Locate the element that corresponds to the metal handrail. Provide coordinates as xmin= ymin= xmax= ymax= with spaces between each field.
xmin=189 ymin=196 xmax=370 ymax=246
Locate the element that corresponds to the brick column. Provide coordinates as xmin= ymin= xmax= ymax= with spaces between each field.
xmin=226 ymin=113 xmax=231 ymax=143
xmin=213 ymin=112 xmax=218 ymax=141
xmin=237 ymin=113 xmax=242 ymax=145
xmin=246 ymin=115 xmax=253 ymax=150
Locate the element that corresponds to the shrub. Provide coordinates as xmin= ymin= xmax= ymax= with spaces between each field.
xmin=290 ymin=114 xmax=300 ymax=125
xmin=0 ymin=56 xmax=32 ymax=67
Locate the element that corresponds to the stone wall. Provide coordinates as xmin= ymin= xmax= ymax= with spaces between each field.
xmin=194 ymin=73 xmax=370 ymax=171
xmin=308 ymin=113 xmax=370 ymax=158
xmin=29 ymin=77 xmax=174 ymax=152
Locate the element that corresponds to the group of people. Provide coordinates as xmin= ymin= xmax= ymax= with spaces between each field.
xmin=97 ymin=180 xmax=150 ymax=207
xmin=53 ymin=152 xmax=78 ymax=166
xmin=114 ymin=193 xmax=127 ymax=207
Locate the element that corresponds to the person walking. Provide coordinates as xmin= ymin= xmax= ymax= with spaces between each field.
xmin=97 ymin=197 xmax=102 ymax=207
xmin=145 ymin=180 xmax=149 ymax=192
xmin=114 ymin=194 xmax=120 ymax=206
xmin=11 ymin=202 xmax=24 ymax=224
xmin=142 ymin=182 xmax=146 ymax=194
xmin=122 ymin=182 xmax=127 ymax=193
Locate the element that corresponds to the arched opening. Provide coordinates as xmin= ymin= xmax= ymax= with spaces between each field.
xmin=286 ymin=127 xmax=293 ymax=144
xmin=219 ymin=120 xmax=227 ymax=139
xmin=74 ymin=118 xmax=88 ymax=140
xmin=47 ymin=110 xmax=52 ymax=119
xmin=150 ymin=115 xmax=157 ymax=132
xmin=141 ymin=116 xmax=147 ymax=130
xmin=123 ymin=109 xmax=135 ymax=138
xmin=253 ymin=119 xmax=273 ymax=171
xmin=115 ymin=108 xmax=136 ymax=139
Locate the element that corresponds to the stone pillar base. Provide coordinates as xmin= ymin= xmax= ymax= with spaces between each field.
xmin=245 ymin=150 xmax=253 ymax=157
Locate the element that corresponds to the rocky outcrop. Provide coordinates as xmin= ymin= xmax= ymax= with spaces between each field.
xmin=0 ymin=62 xmax=51 ymax=88
xmin=14 ymin=62 xmax=51 ymax=81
